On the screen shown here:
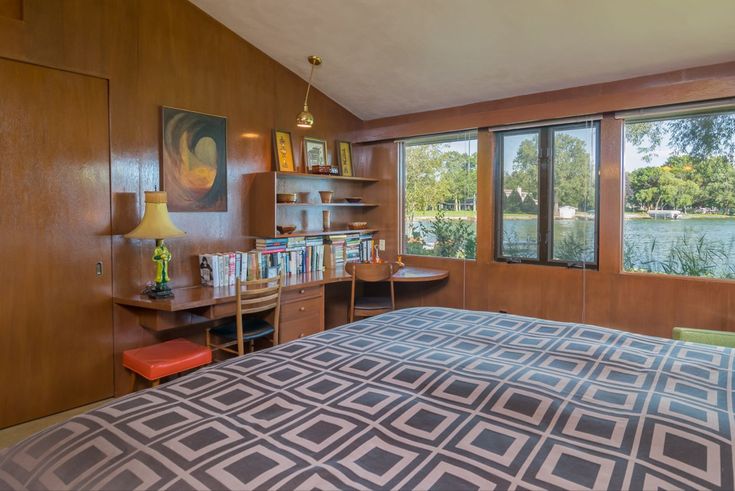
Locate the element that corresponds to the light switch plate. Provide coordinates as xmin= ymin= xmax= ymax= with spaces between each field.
xmin=379 ymin=239 xmax=386 ymax=251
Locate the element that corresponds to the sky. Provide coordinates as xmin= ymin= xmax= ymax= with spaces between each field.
xmin=623 ymin=132 xmax=676 ymax=171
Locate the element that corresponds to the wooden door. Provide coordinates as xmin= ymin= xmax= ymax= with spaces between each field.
xmin=0 ymin=59 xmax=113 ymax=428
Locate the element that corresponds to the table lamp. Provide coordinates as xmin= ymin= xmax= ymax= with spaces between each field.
xmin=125 ymin=191 xmax=186 ymax=299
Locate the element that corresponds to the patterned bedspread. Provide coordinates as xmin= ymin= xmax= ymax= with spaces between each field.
xmin=1 ymin=307 xmax=733 ymax=490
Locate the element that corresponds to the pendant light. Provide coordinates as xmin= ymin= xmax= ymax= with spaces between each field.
xmin=296 ymin=55 xmax=322 ymax=128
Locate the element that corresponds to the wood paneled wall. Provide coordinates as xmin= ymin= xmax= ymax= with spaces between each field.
xmin=0 ymin=0 xmax=363 ymax=396
xmin=356 ymin=62 xmax=735 ymax=339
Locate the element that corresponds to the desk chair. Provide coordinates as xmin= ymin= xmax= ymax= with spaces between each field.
xmin=206 ymin=277 xmax=281 ymax=356
xmin=349 ymin=262 xmax=395 ymax=322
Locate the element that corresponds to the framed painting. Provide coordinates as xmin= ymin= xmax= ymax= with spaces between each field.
xmin=161 ymin=106 xmax=227 ymax=212
xmin=337 ymin=140 xmax=353 ymax=176
xmin=303 ymin=137 xmax=328 ymax=172
xmin=272 ymin=129 xmax=295 ymax=172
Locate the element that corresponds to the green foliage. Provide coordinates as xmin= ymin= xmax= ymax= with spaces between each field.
xmin=623 ymin=231 xmax=735 ymax=279
xmin=627 ymin=155 xmax=735 ymax=213
xmin=626 ymin=114 xmax=735 ymax=161
xmin=625 ymin=114 xmax=735 ymax=214
xmin=552 ymin=133 xmax=595 ymax=210
xmin=504 ymin=137 xmax=539 ymax=194
xmin=418 ymin=210 xmax=476 ymax=259
xmin=404 ymin=144 xmax=476 ymax=217
xmin=554 ymin=227 xmax=594 ymax=263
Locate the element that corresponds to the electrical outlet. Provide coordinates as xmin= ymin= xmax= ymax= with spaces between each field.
xmin=379 ymin=239 xmax=386 ymax=251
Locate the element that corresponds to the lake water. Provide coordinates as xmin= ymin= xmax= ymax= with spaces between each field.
xmin=411 ymin=217 xmax=735 ymax=277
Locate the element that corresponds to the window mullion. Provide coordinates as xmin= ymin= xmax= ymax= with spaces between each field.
xmin=538 ymin=128 xmax=551 ymax=264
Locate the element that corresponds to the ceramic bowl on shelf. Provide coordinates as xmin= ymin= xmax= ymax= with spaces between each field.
xmin=276 ymin=193 xmax=297 ymax=203
xmin=319 ymin=190 xmax=334 ymax=203
xmin=348 ymin=221 xmax=368 ymax=230
xmin=344 ymin=197 xmax=363 ymax=203
xmin=277 ymin=225 xmax=297 ymax=234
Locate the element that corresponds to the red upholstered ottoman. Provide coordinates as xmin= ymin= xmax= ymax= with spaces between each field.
xmin=123 ymin=338 xmax=212 ymax=391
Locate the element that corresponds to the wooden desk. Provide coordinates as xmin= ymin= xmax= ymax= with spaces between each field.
xmin=114 ymin=266 xmax=448 ymax=334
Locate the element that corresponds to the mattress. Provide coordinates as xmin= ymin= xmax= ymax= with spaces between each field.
xmin=1 ymin=307 xmax=733 ymax=490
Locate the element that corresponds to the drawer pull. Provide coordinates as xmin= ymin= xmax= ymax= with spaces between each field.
xmin=299 ymin=289 xmax=305 ymax=294
xmin=299 ymin=333 xmax=304 ymax=338
xmin=299 ymin=307 xmax=305 ymax=312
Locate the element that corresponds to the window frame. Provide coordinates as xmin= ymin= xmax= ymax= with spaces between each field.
xmin=398 ymin=130 xmax=478 ymax=260
xmin=494 ymin=121 xmax=601 ymax=268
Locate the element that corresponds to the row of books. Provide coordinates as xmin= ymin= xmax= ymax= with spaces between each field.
xmin=199 ymin=233 xmax=374 ymax=287
xmin=198 ymin=251 xmax=283 ymax=287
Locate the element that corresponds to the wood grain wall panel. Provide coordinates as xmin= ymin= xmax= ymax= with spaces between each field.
xmin=355 ymin=142 xmax=399 ymax=259
xmin=0 ymin=0 xmax=363 ymax=397
xmin=0 ymin=0 xmax=22 ymax=20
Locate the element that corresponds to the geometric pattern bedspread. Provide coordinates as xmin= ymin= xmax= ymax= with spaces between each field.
xmin=1 ymin=307 xmax=733 ymax=490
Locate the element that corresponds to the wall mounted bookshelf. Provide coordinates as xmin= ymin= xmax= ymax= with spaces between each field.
xmin=249 ymin=171 xmax=382 ymax=238
xmin=276 ymin=202 xmax=379 ymax=208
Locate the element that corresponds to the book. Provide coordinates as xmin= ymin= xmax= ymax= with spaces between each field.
xmin=198 ymin=254 xmax=214 ymax=286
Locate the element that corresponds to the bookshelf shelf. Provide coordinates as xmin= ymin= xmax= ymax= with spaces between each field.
xmin=249 ymin=171 xmax=382 ymax=239
xmin=274 ymin=228 xmax=378 ymax=239
xmin=276 ymin=171 xmax=378 ymax=183
xmin=276 ymin=202 xmax=379 ymax=208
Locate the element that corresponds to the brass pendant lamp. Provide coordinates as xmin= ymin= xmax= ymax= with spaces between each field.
xmin=296 ymin=55 xmax=322 ymax=128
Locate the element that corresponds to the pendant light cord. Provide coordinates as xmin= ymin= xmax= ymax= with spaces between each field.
xmin=303 ymin=63 xmax=316 ymax=110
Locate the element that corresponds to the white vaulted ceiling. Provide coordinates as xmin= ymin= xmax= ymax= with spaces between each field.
xmin=191 ymin=0 xmax=735 ymax=120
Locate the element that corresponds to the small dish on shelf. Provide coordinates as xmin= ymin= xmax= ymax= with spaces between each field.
xmin=344 ymin=197 xmax=363 ymax=203
xmin=277 ymin=193 xmax=297 ymax=203
xmin=277 ymin=225 xmax=297 ymax=234
xmin=348 ymin=221 xmax=368 ymax=230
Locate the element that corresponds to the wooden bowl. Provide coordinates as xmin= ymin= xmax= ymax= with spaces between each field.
xmin=348 ymin=221 xmax=368 ymax=230
xmin=344 ymin=197 xmax=363 ymax=203
xmin=277 ymin=193 xmax=297 ymax=203
xmin=277 ymin=225 xmax=297 ymax=234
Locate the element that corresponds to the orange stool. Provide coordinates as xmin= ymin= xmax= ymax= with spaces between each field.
xmin=123 ymin=338 xmax=212 ymax=391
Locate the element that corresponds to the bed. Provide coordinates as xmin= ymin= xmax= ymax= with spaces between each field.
xmin=1 ymin=307 xmax=733 ymax=490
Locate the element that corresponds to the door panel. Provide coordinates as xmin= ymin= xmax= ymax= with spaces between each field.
xmin=0 ymin=59 xmax=113 ymax=428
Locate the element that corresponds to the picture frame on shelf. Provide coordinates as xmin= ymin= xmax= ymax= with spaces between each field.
xmin=337 ymin=140 xmax=353 ymax=177
xmin=272 ymin=129 xmax=296 ymax=172
xmin=303 ymin=137 xmax=329 ymax=174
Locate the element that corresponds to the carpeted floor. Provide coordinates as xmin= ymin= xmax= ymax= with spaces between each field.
xmin=0 ymin=400 xmax=111 ymax=450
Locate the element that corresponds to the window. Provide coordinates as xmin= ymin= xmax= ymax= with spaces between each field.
xmin=495 ymin=121 xmax=599 ymax=266
xmin=623 ymin=108 xmax=735 ymax=279
xmin=400 ymin=131 xmax=477 ymax=259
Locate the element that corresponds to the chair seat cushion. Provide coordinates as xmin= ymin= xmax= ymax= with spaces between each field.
xmin=355 ymin=296 xmax=393 ymax=310
xmin=210 ymin=317 xmax=275 ymax=342
xmin=123 ymin=338 xmax=211 ymax=381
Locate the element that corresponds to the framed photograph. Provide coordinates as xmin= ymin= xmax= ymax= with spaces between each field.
xmin=337 ymin=140 xmax=353 ymax=177
xmin=303 ymin=137 xmax=328 ymax=172
xmin=161 ymin=106 xmax=227 ymax=212
xmin=272 ymin=129 xmax=295 ymax=172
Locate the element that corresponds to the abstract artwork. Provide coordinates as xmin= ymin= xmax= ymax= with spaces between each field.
xmin=161 ymin=107 xmax=227 ymax=212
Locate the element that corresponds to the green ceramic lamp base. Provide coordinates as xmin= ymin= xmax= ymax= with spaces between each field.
xmin=147 ymin=238 xmax=174 ymax=299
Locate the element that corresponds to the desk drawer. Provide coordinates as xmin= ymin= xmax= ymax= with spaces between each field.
xmin=280 ymin=315 xmax=322 ymax=343
xmin=281 ymin=296 xmax=323 ymax=322
xmin=282 ymin=285 xmax=322 ymax=304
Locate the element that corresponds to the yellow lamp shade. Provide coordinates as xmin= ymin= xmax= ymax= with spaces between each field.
xmin=125 ymin=191 xmax=185 ymax=240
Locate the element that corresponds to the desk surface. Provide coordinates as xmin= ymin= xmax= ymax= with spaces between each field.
xmin=114 ymin=265 xmax=448 ymax=313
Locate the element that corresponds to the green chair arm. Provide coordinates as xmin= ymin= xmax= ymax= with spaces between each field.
xmin=673 ymin=327 xmax=735 ymax=349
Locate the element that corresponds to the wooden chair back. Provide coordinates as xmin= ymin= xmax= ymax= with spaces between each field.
xmin=234 ymin=277 xmax=282 ymax=355
xmin=349 ymin=262 xmax=395 ymax=322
